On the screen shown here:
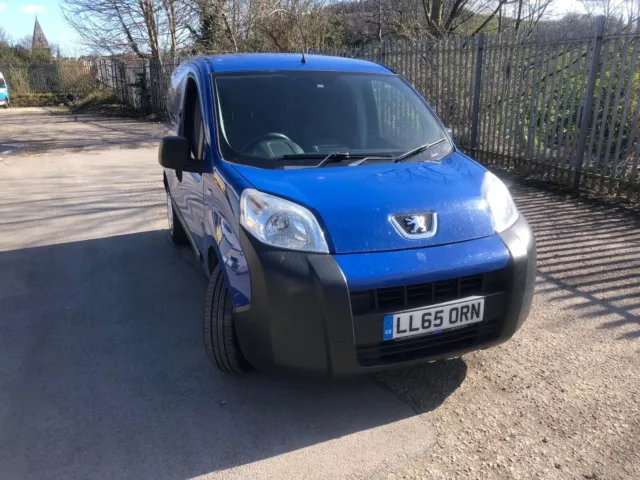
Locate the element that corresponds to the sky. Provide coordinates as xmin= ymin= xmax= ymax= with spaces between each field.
xmin=0 ymin=1 xmax=81 ymax=54
xmin=0 ymin=0 xmax=589 ymax=57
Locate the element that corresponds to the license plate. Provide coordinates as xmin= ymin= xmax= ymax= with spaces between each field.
xmin=383 ymin=296 xmax=485 ymax=341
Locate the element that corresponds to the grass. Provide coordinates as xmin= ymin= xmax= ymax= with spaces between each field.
xmin=10 ymin=93 xmax=68 ymax=107
xmin=70 ymin=90 xmax=149 ymax=118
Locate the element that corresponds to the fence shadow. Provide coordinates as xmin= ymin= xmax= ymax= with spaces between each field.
xmin=0 ymin=111 xmax=164 ymax=155
xmin=510 ymin=181 xmax=640 ymax=340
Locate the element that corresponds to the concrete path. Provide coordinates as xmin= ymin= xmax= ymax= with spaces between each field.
xmin=0 ymin=107 xmax=164 ymax=156
xmin=2 ymin=108 xmax=638 ymax=480
xmin=0 ymin=110 xmax=437 ymax=480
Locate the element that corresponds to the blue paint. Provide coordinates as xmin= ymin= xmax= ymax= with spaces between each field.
xmin=161 ymin=54 xmax=511 ymax=309
xmin=335 ymin=234 xmax=510 ymax=291
xmin=383 ymin=315 xmax=394 ymax=340
xmin=193 ymin=53 xmax=392 ymax=74
xmin=233 ymin=152 xmax=493 ymax=254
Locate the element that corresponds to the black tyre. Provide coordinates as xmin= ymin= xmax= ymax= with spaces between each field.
xmin=2 ymin=102 xmax=8 ymax=109
xmin=166 ymin=191 xmax=189 ymax=245
xmin=204 ymin=267 xmax=251 ymax=373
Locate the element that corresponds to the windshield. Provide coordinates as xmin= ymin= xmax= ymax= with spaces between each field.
xmin=214 ymin=71 xmax=451 ymax=168
xmin=0 ymin=78 xmax=6 ymax=89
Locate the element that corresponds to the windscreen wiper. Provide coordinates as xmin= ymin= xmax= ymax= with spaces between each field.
xmin=394 ymin=138 xmax=447 ymax=163
xmin=277 ymin=152 xmax=394 ymax=168
xmin=347 ymin=154 xmax=395 ymax=167
xmin=320 ymin=152 xmax=396 ymax=168
xmin=315 ymin=152 xmax=351 ymax=168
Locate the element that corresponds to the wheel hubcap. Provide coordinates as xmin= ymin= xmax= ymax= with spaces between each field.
xmin=166 ymin=193 xmax=173 ymax=231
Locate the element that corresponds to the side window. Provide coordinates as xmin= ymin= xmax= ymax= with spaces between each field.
xmin=371 ymin=80 xmax=424 ymax=148
xmin=165 ymin=63 xmax=190 ymax=132
xmin=183 ymin=81 xmax=205 ymax=161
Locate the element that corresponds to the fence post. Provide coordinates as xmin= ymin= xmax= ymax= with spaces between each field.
xmin=470 ymin=33 xmax=485 ymax=155
xmin=379 ymin=40 xmax=386 ymax=65
xmin=141 ymin=60 xmax=150 ymax=113
xmin=573 ymin=16 xmax=606 ymax=194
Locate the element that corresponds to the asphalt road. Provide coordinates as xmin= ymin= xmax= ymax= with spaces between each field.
xmin=0 ymin=109 xmax=435 ymax=480
xmin=1 ymin=108 xmax=639 ymax=480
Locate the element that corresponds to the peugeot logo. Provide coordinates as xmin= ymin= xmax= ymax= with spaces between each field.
xmin=405 ymin=215 xmax=429 ymax=234
xmin=390 ymin=212 xmax=437 ymax=239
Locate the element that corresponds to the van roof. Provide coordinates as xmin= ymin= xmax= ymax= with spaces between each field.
xmin=195 ymin=53 xmax=392 ymax=74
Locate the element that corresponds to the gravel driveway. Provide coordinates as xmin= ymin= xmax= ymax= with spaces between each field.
xmin=0 ymin=109 xmax=638 ymax=480
xmin=378 ymin=184 xmax=640 ymax=480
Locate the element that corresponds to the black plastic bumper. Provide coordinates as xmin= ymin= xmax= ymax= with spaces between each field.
xmin=234 ymin=216 xmax=536 ymax=377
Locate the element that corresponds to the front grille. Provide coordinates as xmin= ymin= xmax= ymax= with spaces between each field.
xmin=350 ymin=269 xmax=506 ymax=316
xmin=356 ymin=319 xmax=500 ymax=367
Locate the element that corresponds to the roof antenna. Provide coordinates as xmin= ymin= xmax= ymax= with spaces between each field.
xmin=301 ymin=49 xmax=307 ymax=64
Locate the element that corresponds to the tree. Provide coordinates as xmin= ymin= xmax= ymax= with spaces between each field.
xmin=579 ymin=0 xmax=628 ymax=18
xmin=189 ymin=0 xmax=341 ymax=53
xmin=0 ymin=26 xmax=9 ymax=46
xmin=60 ymin=0 xmax=192 ymax=60
xmin=189 ymin=0 xmax=259 ymax=53
xmin=335 ymin=0 xmax=557 ymax=43
xmin=259 ymin=0 xmax=340 ymax=50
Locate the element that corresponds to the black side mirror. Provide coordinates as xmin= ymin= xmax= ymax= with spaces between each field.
xmin=158 ymin=136 xmax=202 ymax=174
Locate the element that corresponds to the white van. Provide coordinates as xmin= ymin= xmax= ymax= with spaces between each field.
xmin=0 ymin=72 xmax=10 ymax=108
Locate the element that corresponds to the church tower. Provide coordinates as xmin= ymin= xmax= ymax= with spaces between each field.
xmin=31 ymin=16 xmax=51 ymax=55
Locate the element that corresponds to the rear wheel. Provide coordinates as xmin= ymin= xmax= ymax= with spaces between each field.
xmin=204 ymin=266 xmax=251 ymax=374
xmin=166 ymin=191 xmax=188 ymax=245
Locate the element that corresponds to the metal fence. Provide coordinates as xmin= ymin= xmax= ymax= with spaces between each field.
xmin=22 ymin=16 xmax=640 ymax=203
xmin=0 ymin=60 xmax=98 ymax=94
xmin=317 ymin=17 xmax=640 ymax=203
xmin=93 ymin=58 xmax=180 ymax=113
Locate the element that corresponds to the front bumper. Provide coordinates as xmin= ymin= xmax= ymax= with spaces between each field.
xmin=234 ymin=216 xmax=536 ymax=376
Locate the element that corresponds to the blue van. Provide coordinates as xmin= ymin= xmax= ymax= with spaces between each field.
xmin=159 ymin=54 xmax=536 ymax=376
xmin=0 ymin=73 xmax=9 ymax=108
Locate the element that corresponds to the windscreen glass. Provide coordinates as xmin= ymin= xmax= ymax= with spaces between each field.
xmin=214 ymin=71 xmax=451 ymax=167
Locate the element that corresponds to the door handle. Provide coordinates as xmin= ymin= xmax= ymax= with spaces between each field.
xmin=206 ymin=188 xmax=215 ymax=196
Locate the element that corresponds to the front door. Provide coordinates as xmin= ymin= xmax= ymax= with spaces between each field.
xmin=179 ymin=83 xmax=205 ymax=253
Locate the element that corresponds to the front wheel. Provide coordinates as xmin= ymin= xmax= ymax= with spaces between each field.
xmin=204 ymin=266 xmax=251 ymax=374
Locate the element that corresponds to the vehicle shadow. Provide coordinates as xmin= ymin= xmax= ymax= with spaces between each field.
xmin=373 ymin=359 xmax=468 ymax=413
xmin=0 ymin=229 xmax=465 ymax=479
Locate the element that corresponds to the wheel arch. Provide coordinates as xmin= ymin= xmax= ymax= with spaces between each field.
xmin=203 ymin=235 xmax=249 ymax=308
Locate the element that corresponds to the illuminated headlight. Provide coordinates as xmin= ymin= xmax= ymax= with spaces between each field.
xmin=240 ymin=189 xmax=329 ymax=253
xmin=482 ymin=172 xmax=519 ymax=233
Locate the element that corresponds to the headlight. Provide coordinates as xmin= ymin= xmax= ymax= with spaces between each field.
xmin=240 ymin=189 xmax=329 ymax=253
xmin=482 ymin=172 xmax=518 ymax=233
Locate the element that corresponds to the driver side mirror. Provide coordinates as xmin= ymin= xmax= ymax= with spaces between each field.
xmin=158 ymin=136 xmax=202 ymax=174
